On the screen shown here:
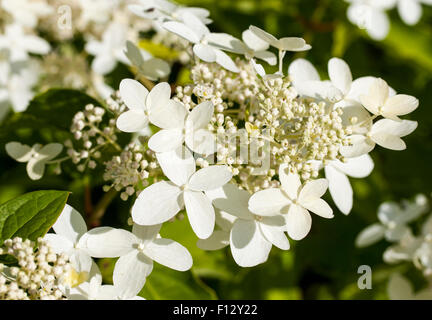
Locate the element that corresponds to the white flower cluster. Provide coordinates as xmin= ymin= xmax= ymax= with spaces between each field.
xmin=356 ymin=194 xmax=432 ymax=299
xmin=3 ymin=0 xmax=423 ymax=300
xmin=345 ymin=0 xmax=432 ymax=40
xmin=0 ymin=237 xmax=70 ymax=300
xmin=43 ymin=203 xmax=189 ymax=300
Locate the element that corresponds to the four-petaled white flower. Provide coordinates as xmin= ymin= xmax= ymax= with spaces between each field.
xmin=124 ymin=40 xmax=170 ymax=81
xmin=148 ymin=100 xmax=216 ymax=155
xmin=85 ymin=223 xmax=193 ymax=296
xmin=360 ymin=78 xmax=419 ymax=121
xmin=68 ymin=272 xmax=118 ymax=300
xmin=341 ymin=119 xmax=418 ymax=157
xmin=5 ymin=142 xmax=63 ymax=180
xmin=288 ymin=57 xmax=392 ymax=105
xmin=132 ymin=146 xmax=233 ymax=239
xmin=116 ymin=80 xmax=179 ymax=133
xmin=163 ymin=12 xmax=239 ymax=72
xmin=0 ymin=24 xmax=51 ymax=62
xmin=43 ymin=204 xmax=93 ymax=277
xmin=249 ymin=25 xmax=311 ymax=52
xmin=205 ymin=183 xmax=289 ymax=267
xmin=248 ymin=164 xmax=333 ymax=240
xmin=356 ymin=195 xmax=428 ymax=248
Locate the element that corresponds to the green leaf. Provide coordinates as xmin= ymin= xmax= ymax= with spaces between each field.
xmin=0 ymin=89 xmax=102 ymax=146
xmin=0 ymin=190 xmax=70 ymax=243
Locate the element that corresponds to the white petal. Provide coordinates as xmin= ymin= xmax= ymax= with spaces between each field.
xmin=298 ymin=179 xmax=328 ymax=200
xmin=69 ymin=250 xmax=93 ymax=274
xmin=360 ymin=78 xmax=389 ymax=115
xmin=119 ymin=79 xmax=148 ymax=111
xmin=183 ymin=190 xmax=215 ymax=239
xmin=26 ymin=158 xmax=45 ymax=180
xmin=398 ymin=0 xmax=422 ymax=26
xmin=148 ymin=128 xmax=184 ymax=153
xmin=254 ymin=50 xmax=277 ymax=65
xmin=206 ymin=32 xmax=246 ymax=53
xmin=182 ymin=11 xmax=210 ymax=39
xmin=5 ymin=142 xmax=32 ymax=162
xmin=301 ymin=198 xmax=333 ymax=219
xmin=286 ymin=204 xmax=312 ymax=240
xmin=53 ymin=204 xmax=88 ymax=243
xmin=294 ymin=80 xmax=343 ymax=101
xmin=383 ymin=94 xmax=419 ymax=118
xmin=132 ymin=181 xmax=183 ymax=225
xmin=43 ymin=234 xmax=74 ymax=254
xmin=92 ymin=55 xmax=117 ymax=75
xmin=340 ymin=134 xmax=375 ymax=158
xmin=242 ymin=29 xmax=269 ymax=52
xmin=355 ymin=223 xmax=386 ymax=248
xmin=132 ymin=224 xmax=161 ymax=244
xmin=36 ymin=143 xmax=63 ymax=161
xmin=325 ymin=165 xmax=353 ymax=215
xmin=188 ymin=165 xmax=232 ymax=191
xmin=187 ymin=101 xmax=213 ymax=130
xmin=85 ymin=227 xmax=136 ymax=258
xmin=196 ymin=230 xmax=230 ymax=250
xmin=193 ymin=43 xmax=216 ymax=62
xmin=248 ymin=188 xmax=290 ymax=216
xmin=144 ymin=238 xmax=193 ymax=271
xmin=149 ymin=100 xmax=188 ymax=129
xmin=330 ymin=154 xmax=374 ymax=178
xmin=249 ymin=25 xmax=279 ymax=48
xmin=387 ymin=273 xmax=413 ymax=300
xmin=116 ymin=110 xmax=148 ymax=133
xmin=279 ymin=164 xmax=301 ymax=200
xmin=230 ymin=219 xmax=272 ymax=267
xmin=162 ymin=21 xmax=199 ymax=43
xmin=113 ymin=250 xmax=152 ymax=299
xmin=156 ymin=146 xmax=196 ymax=186
xmin=259 ymin=216 xmax=290 ymax=250
xmin=367 ymin=9 xmax=390 ymax=40
xmin=371 ymin=119 xmax=418 ymax=138
xmin=23 ymin=35 xmax=51 ymax=55
xmin=214 ymin=49 xmax=239 ymax=73
xmin=288 ymin=58 xmax=320 ymax=84
xmin=185 ymin=128 xmax=216 ymax=155
xmin=328 ymin=57 xmax=352 ymax=95
xmin=206 ymin=183 xmax=252 ymax=220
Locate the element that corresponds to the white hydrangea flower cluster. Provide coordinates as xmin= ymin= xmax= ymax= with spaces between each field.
xmin=5 ymin=0 xmax=421 ymax=271
xmin=345 ymin=0 xmax=432 ymax=41
xmin=0 ymin=237 xmax=70 ymax=300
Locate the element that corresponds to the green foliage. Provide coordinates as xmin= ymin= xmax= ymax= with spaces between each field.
xmin=0 ymin=190 xmax=70 ymax=243
xmin=0 ymin=89 xmax=102 ymax=147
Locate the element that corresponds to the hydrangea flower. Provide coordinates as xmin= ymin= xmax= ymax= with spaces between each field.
xmin=5 ymin=142 xmax=63 ymax=180
xmin=248 ymin=164 xmax=333 ymax=240
xmin=132 ymin=146 xmax=233 ymax=239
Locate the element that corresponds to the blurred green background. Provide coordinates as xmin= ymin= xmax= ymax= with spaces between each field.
xmin=1 ymin=0 xmax=432 ymax=299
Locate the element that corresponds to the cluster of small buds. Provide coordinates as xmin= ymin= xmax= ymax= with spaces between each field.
xmin=0 ymin=237 xmax=70 ymax=300
xmin=175 ymin=60 xmax=351 ymax=191
xmin=66 ymin=102 xmax=121 ymax=172
xmin=103 ymin=142 xmax=161 ymax=201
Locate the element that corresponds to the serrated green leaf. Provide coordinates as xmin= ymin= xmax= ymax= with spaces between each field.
xmin=0 ymin=190 xmax=70 ymax=243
